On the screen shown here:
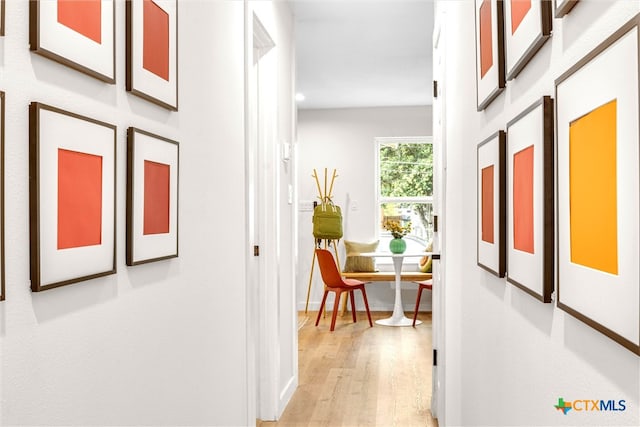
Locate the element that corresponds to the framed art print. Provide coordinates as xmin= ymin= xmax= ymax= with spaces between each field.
xmin=1 ymin=0 xmax=5 ymax=36
xmin=29 ymin=103 xmax=116 ymax=292
xmin=126 ymin=0 xmax=178 ymax=110
xmin=29 ymin=0 xmax=115 ymax=83
xmin=475 ymin=0 xmax=505 ymax=111
xmin=0 ymin=92 xmax=4 ymax=301
xmin=477 ymin=131 xmax=506 ymax=277
xmin=555 ymin=0 xmax=578 ymax=18
xmin=126 ymin=128 xmax=179 ymax=265
xmin=555 ymin=14 xmax=640 ymax=355
xmin=506 ymin=96 xmax=553 ymax=302
xmin=504 ymin=0 xmax=551 ymax=80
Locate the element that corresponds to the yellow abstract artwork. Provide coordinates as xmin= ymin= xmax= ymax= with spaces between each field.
xmin=569 ymin=100 xmax=618 ymax=275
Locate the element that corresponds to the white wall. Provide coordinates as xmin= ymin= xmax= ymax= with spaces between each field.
xmin=249 ymin=0 xmax=298 ymax=419
xmin=437 ymin=1 xmax=640 ymax=426
xmin=296 ymin=106 xmax=432 ymax=312
xmin=270 ymin=1 xmax=298 ymax=417
xmin=0 ymin=1 xmax=293 ymax=426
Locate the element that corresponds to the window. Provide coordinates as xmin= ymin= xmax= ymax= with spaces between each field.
xmin=375 ymin=137 xmax=433 ymax=253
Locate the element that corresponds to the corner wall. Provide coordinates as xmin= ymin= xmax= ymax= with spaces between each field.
xmin=0 ymin=1 xmax=255 ymax=425
xmin=296 ymin=106 xmax=432 ymax=312
xmin=249 ymin=0 xmax=298 ymax=419
xmin=437 ymin=1 xmax=640 ymax=425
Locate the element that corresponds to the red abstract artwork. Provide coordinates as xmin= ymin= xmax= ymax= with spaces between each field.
xmin=58 ymin=149 xmax=103 ymax=249
xmin=510 ymin=0 xmax=531 ymax=34
xmin=143 ymin=0 xmax=169 ymax=81
xmin=143 ymin=160 xmax=170 ymax=235
xmin=513 ymin=145 xmax=534 ymax=253
xmin=482 ymin=165 xmax=495 ymax=244
xmin=479 ymin=0 xmax=494 ymax=78
xmin=57 ymin=0 xmax=102 ymax=44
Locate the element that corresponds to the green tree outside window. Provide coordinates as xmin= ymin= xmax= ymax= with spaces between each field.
xmin=378 ymin=140 xmax=433 ymax=243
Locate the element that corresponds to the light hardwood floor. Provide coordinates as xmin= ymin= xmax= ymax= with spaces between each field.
xmin=258 ymin=311 xmax=438 ymax=427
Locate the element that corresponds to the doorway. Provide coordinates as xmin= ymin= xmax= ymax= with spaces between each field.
xmin=431 ymin=14 xmax=447 ymax=422
xmin=245 ymin=5 xmax=298 ymax=423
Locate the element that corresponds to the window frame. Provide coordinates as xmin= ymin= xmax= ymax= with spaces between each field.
xmin=374 ymin=136 xmax=434 ymax=256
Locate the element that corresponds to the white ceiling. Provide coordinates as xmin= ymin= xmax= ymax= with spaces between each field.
xmin=290 ymin=0 xmax=435 ymax=110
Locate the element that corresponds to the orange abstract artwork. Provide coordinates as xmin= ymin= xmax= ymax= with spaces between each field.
xmin=513 ymin=145 xmax=534 ymax=254
xmin=58 ymin=149 xmax=103 ymax=249
xmin=479 ymin=0 xmax=493 ymax=78
xmin=143 ymin=160 xmax=170 ymax=235
xmin=57 ymin=0 xmax=102 ymax=44
xmin=482 ymin=165 xmax=495 ymax=244
xmin=510 ymin=0 xmax=531 ymax=34
xmin=569 ymin=100 xmax=618 ymax=275
xmin=143 ymin=0 xmax=170 ymax=81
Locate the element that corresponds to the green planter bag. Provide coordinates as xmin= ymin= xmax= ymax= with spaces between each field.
xmin=313 ymin=203 xmax=343 ymax=240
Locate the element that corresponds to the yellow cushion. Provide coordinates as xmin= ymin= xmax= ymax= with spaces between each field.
xmin=343 ymin=240 xmax=379 ymax=272
xmin=419 ymin=241 xmax=433 ymax=273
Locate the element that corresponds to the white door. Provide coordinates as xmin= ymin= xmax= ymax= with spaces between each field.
xmin=246 ymin=6 xmax=298 ymax=422
xmin=431 ymin=14 xmax=447 ymax=421
xmin=250 ymin=12 xmax=279 ymax=420
xmin=244 ymin=11 xmax=261 ymax=425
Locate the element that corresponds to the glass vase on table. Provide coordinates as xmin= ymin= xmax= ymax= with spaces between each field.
xmin=389 ymin=238 xmax=406 ymax=254
xmin=382 ymin=218 xmax=411 ymax=254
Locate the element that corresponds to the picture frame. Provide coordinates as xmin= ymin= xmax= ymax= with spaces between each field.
xmin=126 ymin=0 xmax=179 ymax=111
xmin=0 ymin=92 xmax=4 ymax=301
xmin=505 ymin=96 xmax=554 ymax=302
xmin=1 ymin=0 xmax=5 ymax=36
xmin=126 ymin=128 xmax=179 ymax=266
xmin=477 ymin=131 xmax=506 ymax=278
xmin=29 ymin=0 xmax=115 ymax=83
xmin=503 ymin=0 xmax=552 ymax=80
xmin=475 ymin=0 xmax=506 ymax=111
xmin=29 ymin=103 xmax=116 ymax=292
xmin=555 ymin=0 xmax=578 ymax=18
xmin=555 ymin=14 xmax=640 ymax=355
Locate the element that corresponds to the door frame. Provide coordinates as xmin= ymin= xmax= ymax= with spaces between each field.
xmin=244 ymin=3 xmax=297 ymax=422
xmin=431 ymin=10 xmax=447 ymax=423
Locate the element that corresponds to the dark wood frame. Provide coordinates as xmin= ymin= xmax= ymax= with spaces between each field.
xmin=505 ymin=96 xmax=554 ymax=302
xmin=126 ymin=127 xmax=179 ymax=266
xmin=555 ymin=0 xmax=579 ymax=18
xmin=477 ymin=131 xmax=506 ymax=278
xmin=555 ymin=14 xmax=640 ymax=356
xmin=475 ymin=0 xmax=506 ymax=111
xmin=126 ymin=0 xmax=179 ymax=111
xmin=1 ymin=0 xmax=5 ymax=36
xmin=504 ymin=0 xmax=552 ymax=80
xmin=0 ymin=92 xmax=4 ymax=301
xmin=29 ymin=0 xmax=116 ymax=83
xmin=29 ymin=102 xmax=117 ymax=292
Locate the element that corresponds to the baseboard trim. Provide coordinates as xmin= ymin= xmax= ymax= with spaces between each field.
xmin=298 ymin=302 xmax=433 ymax=312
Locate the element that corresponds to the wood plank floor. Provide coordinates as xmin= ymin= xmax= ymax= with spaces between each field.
xmin=258 ymin=311 xmax=438 ymax=427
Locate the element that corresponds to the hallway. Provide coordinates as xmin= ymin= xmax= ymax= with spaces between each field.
xmin=259 ymin=311 xmax=438 ymax=427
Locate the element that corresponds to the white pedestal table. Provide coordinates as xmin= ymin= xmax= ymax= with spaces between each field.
xmin=360 ymin=251 xmax=429 ymax=327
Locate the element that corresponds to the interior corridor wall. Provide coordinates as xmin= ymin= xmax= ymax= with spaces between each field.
xmin=0 ymin=1 xmax=253 ymax=425
xmin=297 ymin=106 xmax=432 ymax=312
xmin=249 ymin=0 xmax=298 ymax=418
xmin=272 ymin=1 xmax=298 ymax=412
xmin=437 ymin=1 xmax=640 ymax=425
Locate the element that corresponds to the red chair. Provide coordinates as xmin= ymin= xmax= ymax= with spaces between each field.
xmin=315 ymin=249 xmax=373 ymax=331
xmin=412 ymin=280 xmax=433 ymax=327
